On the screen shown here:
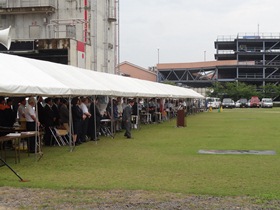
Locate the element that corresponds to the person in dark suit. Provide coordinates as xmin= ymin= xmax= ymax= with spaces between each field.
xmin=43 ymin=97 xmax=55 ymax=146
xmin=72 ymin=97 xmax=85 ymax=145
xmin=0 ymin=97 xmax=16 ymax=149
xmin=52 ymin=98 xmax=60 ymax=126
xmin=4 ymin=98 xmax=16 ymax=128
xmin=0 ymin=97 xmax=10 ymax=131
xmin=122 ymin=99 xmax=134 ymax=139
xmin=37 ymin=96 xmax=45 ymax=126
xmin=59 ymin=98 xmax=69 ymax=132
xmin=88 ymin=97 xmax=102 ymax=141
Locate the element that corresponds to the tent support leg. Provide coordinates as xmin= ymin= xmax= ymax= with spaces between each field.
xmin=0 ymin=157 xmax=29 ymax=182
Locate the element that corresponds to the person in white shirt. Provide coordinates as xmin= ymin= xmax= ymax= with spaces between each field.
xmin=25 ymin=97 xmax=40 ymax=153
xmin=17 ymin=97 xmax=26 ymax=123
xmin=79 ymin=97 xmax=91 ymax=142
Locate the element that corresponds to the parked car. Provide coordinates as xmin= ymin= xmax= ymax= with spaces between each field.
xmin=235 ymin=100 xmax=241 ymax=108
xmin=247 ymin=99 xmax=251 ymax=107
xmin=206 ymin=97 xmax=221 ymax=109
xmin=222 ymin=98 xmax=235 ymax=108
xmin=250 ymin=96 xmax=260 ymax=108
xmin=239 ymin=98 xmax=248 ymax=108
xmin=261 ymin=98 xmax=273 ymax=108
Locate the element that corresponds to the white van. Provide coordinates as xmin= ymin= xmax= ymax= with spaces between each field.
xmin=206 ymin=97 xmax=221 ymax=109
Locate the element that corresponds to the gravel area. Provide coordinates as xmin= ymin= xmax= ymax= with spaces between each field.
xmin=1 ymin=187 xmax=280 ymax=209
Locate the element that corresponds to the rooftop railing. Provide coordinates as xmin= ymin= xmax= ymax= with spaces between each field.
xmin=217 ymin=33 xmax=280 ymax=41
xmin=0 ymin=0 xmax=55 ymax=8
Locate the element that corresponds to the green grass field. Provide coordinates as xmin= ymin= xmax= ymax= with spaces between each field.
xmin=1 ymin=108 xmax=280 ymax=199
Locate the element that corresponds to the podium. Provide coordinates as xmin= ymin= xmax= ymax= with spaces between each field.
xmin=176 ymin=109 xmax=186 ymax=127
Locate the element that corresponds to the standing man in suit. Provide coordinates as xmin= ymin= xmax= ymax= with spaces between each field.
xmin=122 ymin=99 xmax=134 ymax=139
xmin=52 ymin=98 xmax=60 ymax=126
xmin=88 ymin=97 xmax=102 ymax=141
xmin=44 ymin=97 xmax=55 ymax=146
xmin=37 ymin=96 xmax=45 ymax=126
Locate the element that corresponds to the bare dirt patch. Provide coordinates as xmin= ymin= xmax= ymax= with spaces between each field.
xmin=0 ymin=187 xmax=279 ymax=209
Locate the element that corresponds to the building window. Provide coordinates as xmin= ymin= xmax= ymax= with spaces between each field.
xmin=29 ymin=25 xmax=41 ymax=39
xmin=0 ymin=15 xmax=7 ymax=28
xmin=66 ymin=25 xmax=76 ymax=38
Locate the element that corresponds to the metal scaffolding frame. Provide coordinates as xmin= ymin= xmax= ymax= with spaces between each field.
xmin=158 ymin=67 xmax=218 ymax=87
xmin=47 ymin=18 xmax=88 ymax=42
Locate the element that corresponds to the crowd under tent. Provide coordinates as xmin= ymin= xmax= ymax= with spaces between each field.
xmin=0 ymin=52 xmax=204 ymax=156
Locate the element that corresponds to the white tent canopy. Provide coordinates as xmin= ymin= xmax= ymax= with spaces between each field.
xmin=29 ymin=57 xmax=113 ymax=96
xmin=0 ymin=53 xmax=204 ymax=98
xmin=0 ymin=53 xmax=71 ymax=96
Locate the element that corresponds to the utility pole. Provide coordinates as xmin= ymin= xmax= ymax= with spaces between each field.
xmin=157 ymin=48 xmax=160 ymax=64
xmin=204 ymin=51 xmax=206 ymax=61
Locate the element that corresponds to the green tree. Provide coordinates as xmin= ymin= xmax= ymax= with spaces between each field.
xmin=206 ymin=82 xmax=224 ymax=98
xmin=235 ymin=82 xmax=258 ymax=100
xmin=260 ymin=83 xmax=280 ymax=99
xmin=206 ymin=82 xmax=260 ymax=100
xmin=162 ymin=80 xmax=176 ymax=86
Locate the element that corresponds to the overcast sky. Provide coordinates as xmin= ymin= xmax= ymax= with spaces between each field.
xmin=119 ymin=0 xmax=280 ymax=68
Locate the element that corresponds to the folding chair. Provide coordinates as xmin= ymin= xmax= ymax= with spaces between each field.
xmin=100 ymin=119 xmax=114 ymax=138
xmin=55 ymin=128 xmax=69 ymax=145
xmin=49 ymin=127 xmax=69 ymax=146
xmin=131 ymin=115 xmax=139 ymax=129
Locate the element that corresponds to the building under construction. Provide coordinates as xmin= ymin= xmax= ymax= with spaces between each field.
xmin=0 ymin=0 xmax=119 ymax=74
xmin=157 ymin=33 xmax=280 ymax=89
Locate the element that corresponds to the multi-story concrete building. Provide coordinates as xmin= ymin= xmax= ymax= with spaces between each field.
xmin=215 ymin=33 xmax=280 ymax=87
xmin=158 ymin=33 xmax=280 ymax=89
xmin=0 ymin=0 xmax=119 ymax=74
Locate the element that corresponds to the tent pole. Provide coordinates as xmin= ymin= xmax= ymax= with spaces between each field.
xmin=68 ymin=97 xmax=73 ymax=152
xmin=93 ymin=95 xmax=97 ymax=144
xmin=136 ymin=97 xmax=140 ymax=130
xmin=110 ymin=97 xmax=114 ymax=137
xmin=35 ymin=96 xmax=38 ymax=158
xmin=35 ymin=96 xmax=43 ymax=161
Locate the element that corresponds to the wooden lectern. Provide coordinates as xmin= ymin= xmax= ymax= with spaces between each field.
xmin=176 ymin=109 xmax=186 ymax=127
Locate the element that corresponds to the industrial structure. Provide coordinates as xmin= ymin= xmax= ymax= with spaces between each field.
xmin=0 ymin=0 xmax=119 ymax=74
xmin=157 ymin=33 xmax=280 ymax=89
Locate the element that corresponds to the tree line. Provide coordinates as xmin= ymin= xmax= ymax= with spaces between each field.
xmin=206 ymin=82 xmax=280 ymax=101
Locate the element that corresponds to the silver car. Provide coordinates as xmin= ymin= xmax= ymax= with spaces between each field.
xmin=235 ymin=100 xmax=241 ymax=108
xmin=261 ymin=98 xmax=273 ymax=108
xmin=222 ymin=98 xmax=235 ymax=108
